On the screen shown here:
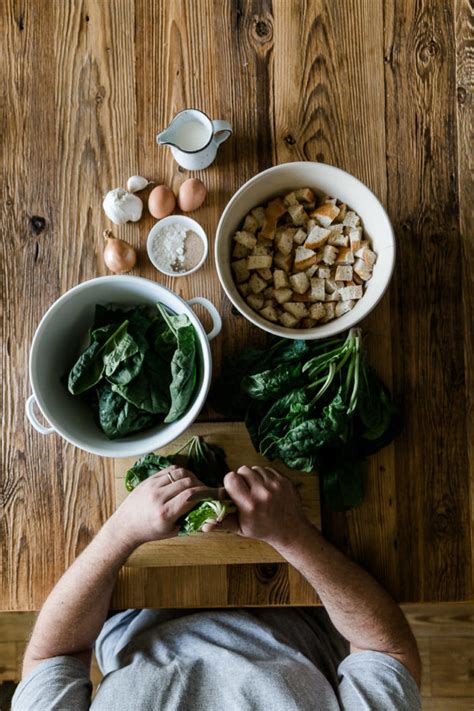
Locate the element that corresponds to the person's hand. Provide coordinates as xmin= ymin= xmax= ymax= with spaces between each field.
xmin=203 ymin=465 xmax=314 ymax=549
xmin=110 ymin=465 xmax=206 ymax=547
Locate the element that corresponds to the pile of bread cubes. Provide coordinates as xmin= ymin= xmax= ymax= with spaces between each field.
xmin=231 ymin=188 xmax=377 ymax=329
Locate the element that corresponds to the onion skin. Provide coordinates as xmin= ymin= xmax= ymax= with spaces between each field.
xmin=103 ymin=230 xmax=137 ymax=274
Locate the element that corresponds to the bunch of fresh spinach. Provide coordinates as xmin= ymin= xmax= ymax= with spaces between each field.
xmin=124 ymin=436 xmax=232 ymax=535
xmin=213 ymin=328 xmax=401 ymax=511
xmin=67 ymin=303 xmax=198 ymax=439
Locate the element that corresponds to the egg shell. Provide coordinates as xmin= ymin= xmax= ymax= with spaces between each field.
xmin=148 ymin=185 xmax=176 ymax=219
xmin=178 ymin=178 xmax=207 ymax=212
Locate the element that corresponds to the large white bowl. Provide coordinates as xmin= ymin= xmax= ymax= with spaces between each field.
xmin=26 ymin=276 xmax=222 ymax=458
xmin=215 ymin=162 xmax=395 ymax=339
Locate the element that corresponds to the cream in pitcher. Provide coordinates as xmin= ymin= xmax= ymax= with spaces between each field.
xmin=157 ymin=109 xmax=232 ymax=170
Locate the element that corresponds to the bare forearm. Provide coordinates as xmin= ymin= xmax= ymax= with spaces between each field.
xmin=275 ymin=525 xmax=420 ymax=684
xmin=23 ymin=514 xmax=135 ymax=676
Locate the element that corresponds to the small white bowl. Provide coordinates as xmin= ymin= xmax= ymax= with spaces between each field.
xmin=147 ymin=215 xmax=208 ymax=277
xmin=215 ymin=162 xmax=395 ymax=340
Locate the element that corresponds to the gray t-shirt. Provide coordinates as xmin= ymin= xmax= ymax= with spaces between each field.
xmin=12 ymin=608 xmax=420 ymax=710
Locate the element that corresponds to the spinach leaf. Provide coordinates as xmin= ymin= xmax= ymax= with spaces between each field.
xmin=187 ymin=436 xmax=229 ymax=487
xmin=242 ymin=362 xmax=303 ymax=401
xmin=125 ymin=453 xmax=177 ymax=491
xmin=164 ymin=322 xmax=197 ymax=423
xmin=179 ymin=500 xmax=235 ymax=536
xmin=112 ymin=356 xmax=171 ymax=414
xmin=98 ymin=384 xmax=156 ymax=439
xmin=68 ymin=321 xmax=129 ymax=395
xmin=103 ymin=331 xmax=140 ymax=378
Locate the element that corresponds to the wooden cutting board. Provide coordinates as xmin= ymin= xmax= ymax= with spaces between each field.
xmin=114 ymin=422 xmax=320 ymax=568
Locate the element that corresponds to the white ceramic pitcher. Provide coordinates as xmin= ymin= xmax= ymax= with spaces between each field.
xmin=157 ymin=109 xmax=232 ymax=170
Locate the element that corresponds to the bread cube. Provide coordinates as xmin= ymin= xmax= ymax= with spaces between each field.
xmin=284 ymin=191 xmax=299 ymax=207
xmin=273 ymin=269 xmax=289 ymax=289
xmin=261 ymin=198 xmax=287 ymax=238
xmin=335 ymin=300 xmax=355 ymax=317
xmin=288 ymin=204 xmax=307 ymax=226
xmin=251 ymin=206 xmax=266 ymax=227
xmin=294 ymin=187 xmax=315 ymax=204
xmin=311 ymin=202 xmax=340 ymax=227
xmin=283 ymin=302 xmax=309 ymax=319
xmin=335 ymin=247 xmax=355 ymax=265
xmin=353 ymin=259 xmax=372 ymax=281
xmin=247 ymin=255 xmax=273 ymax=270
xmin=309 ymin=302 xmax=326 ymax=320
xmin=342 ymin=211 xmax=361 ymax=228
xmin=339 ymin=285 xmax=363 ymax=301
xmin=309 ymin=277 xmax=325 ymax=302
xmin=257 ymin=268 xmax=273 ymax=281
xmin=242 ymin=214 xmax=259 ymax=234
xmin=289 ymin=272 xmax=310 ymax=294
xmin=234 ymin=231 xmax=257 ymax=249
xmin=293 ymin=228 xmax=307 ymax=245
xmin=232 ymin=259 xmax=250 ymax=283
xmin=263 ymin=286 xmax=274 ymax=299
xmin=237 ymin=282 xmax=250 ymax=297
xmin=335 ymin=265 xmax=353 ymax=281
xmin=328 ymin=230 xmax=349 ymax=247
xmin=334 ymin=203 xmax=347 ymax=223
xmin=252 ymin=244 xmax=272 ymax=256
xmin=358 ymin=246 xmax=377 ymax=267
xmin=294 ymin=246 xmax=317 ymax=271
xmin=320 ymin=302 xmax=336 ymax=322
xmin=322 ymin=245 xmax=338 ymax=265
xmin=301 ymin=317 xmax=317 ymax=328
xmin=305 ymin=264 xmax=319 ymax=278
xmin=292 ymin=291 xmax=311 ymax=302
xmin=305 ymin=225 xmax=331 ymax=250
xmin=249 ymin=273 xmax=268 ymax=294
xmin=273 ymin=288 xmax=293 ymax=304
xmin=247 ymin=293 xmax=265 ymax=310
xmin=275 ymin=228 xmax=295 ymax=256
xmin=317 ymin=266 xmax=331 ymax=279
xmin=232 ymin=242 xmax=250 ymax=259
xmin=274 ymin=252 xmax=293 ymax=272
xmin=260 ymin=305 xmax=279 ymax=323
xmin=279 ymin=312 xmax=300 ymax=328
xmin=325 ymin=290 xmax=341 ymax=302
xmin=348 ymin=227 xmax=362 ymax=252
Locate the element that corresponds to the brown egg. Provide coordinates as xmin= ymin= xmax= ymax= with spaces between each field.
xmin=178 ymin=178 xmax=207 ymax=212
xmin=148 ymin=185 xmax=176 ymax=219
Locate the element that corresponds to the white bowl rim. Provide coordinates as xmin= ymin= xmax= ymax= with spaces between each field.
xmin=215 ymin=161 xmax=396 ymax=340
xmin=146 ymin=215 xmax=209 ymax=277
xmin=28 ymin=275 xmax=212 ymax=457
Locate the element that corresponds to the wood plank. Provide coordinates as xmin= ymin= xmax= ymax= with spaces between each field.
xmin=0 ymin=613 xmax=35 ymax=643
xmin=384 ymin=0 xmax=472 ymax=601
xmin=454 ymin=0 xmax=474 ymax=596
xmin=430 ymin=637 xmax=474 ymax=697
xmin=403 ymin=602 xmax=474 ymax=638
xmin=0 ymin=643 xmax=18 ymax=681
xmin=114 ymin=422 xmax=320 ymax=568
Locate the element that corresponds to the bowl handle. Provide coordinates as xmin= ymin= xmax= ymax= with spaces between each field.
xmin=187 ymin=297 xmax=222 ymax=341
xmin=26 ymin=395 xmax=55 ymax=435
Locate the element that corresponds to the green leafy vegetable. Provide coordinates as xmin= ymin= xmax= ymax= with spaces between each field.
xmin=179 ymin=499 xmax=235 ymax=535
xmin=124 ymin=436 xmax=230 ymax=492
xmin=212 ymin=328 xmax=401 ymax=512
xmin=66 ymin=303 xmax=199 ymax=438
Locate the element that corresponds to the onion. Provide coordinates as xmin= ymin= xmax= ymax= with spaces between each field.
xmin=103 ymin=229 xmax=137 ymax=273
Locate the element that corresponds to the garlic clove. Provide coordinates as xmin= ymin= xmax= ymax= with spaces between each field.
xmin=127 ymin=175 xmax=153 ymax=193
xmin=103 ymin=188 xmax=143 ymax=224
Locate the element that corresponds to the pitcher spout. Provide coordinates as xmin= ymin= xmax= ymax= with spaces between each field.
xmin=156 ymin=128 xmax=172 ymax=146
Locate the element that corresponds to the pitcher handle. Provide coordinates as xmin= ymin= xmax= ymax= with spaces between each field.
xmin=26 ymin=395 xmax=55 ymax=435
xmin=212 ymin=120 xmax=232 ymax=146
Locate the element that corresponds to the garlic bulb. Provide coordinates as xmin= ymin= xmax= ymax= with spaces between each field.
xmin=127 ymin=175 xmax=152 ymax=193
xmin=102 ymin=188 xmax=143 ymax=225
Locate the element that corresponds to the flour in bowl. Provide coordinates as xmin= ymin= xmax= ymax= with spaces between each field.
xmin=150 ymin=222 xmax=204 ymax=274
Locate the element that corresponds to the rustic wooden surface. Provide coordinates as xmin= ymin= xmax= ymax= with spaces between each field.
xmin=114 ymin=423 xmax=321 ymax=569
xmin=1 ymin=0 xmax=472 ymax=610
xmin=2 ymin=602 xmax=474 ymax=706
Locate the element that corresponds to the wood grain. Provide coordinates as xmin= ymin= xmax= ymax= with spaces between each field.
xmin=0 ymin=0 xmax=472 ymax=610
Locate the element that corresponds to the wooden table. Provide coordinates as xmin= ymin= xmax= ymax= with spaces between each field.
xmin=1 ymin=0 xmax=472 ymax=611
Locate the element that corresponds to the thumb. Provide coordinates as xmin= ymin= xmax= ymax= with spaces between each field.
xmin=201 ymin=513 xmax=240 ymax=534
